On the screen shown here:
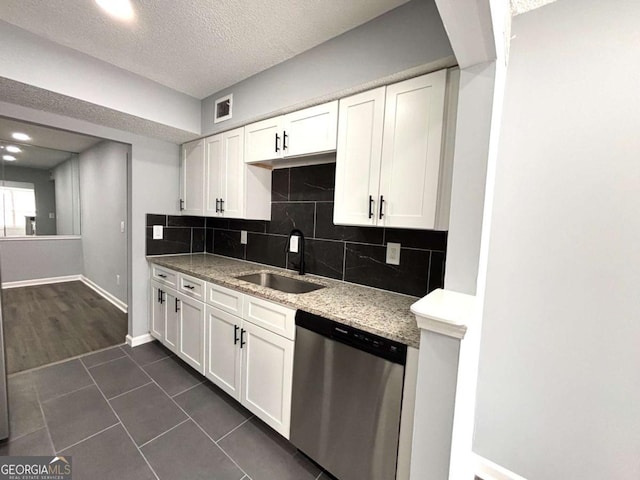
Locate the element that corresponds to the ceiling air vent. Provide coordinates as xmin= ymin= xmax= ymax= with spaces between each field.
xmin=214 ymin=94 xmax=233 ymax=124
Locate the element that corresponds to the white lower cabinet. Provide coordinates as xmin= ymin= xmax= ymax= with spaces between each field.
xmin=150 ymin=266 xmax=294 ymax=439
xmin=205 ymin=301 xmax=294 ymax=439
xmin=150 ymin=281 xmax=180 ymax=353
xmin=206 ymin=306 xmax=242 ymax=399
xmin=240 ymin=320 xmax=293 ymax=437
xmin=177 ymin=292 xmax=206 ymax=374
xmin=150 ymin=281 xmax=166 ymax=341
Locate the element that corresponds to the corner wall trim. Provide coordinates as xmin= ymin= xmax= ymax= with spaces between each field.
xmin=2 ymin=275 xmax=83 ymax=289
xmin=80 ymin=276 xmax=128 ymax=314
xmin=126 ymin=333 xmax=154 ymax=347
xmin=474 ymin=454 xmax=529 ymax=480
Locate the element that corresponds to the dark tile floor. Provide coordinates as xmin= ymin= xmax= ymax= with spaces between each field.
xmin=0 ymin=341 xmax=329 ymax=480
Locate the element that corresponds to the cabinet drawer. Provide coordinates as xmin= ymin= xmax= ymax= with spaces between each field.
xmin=178 ymin=273 xmax=205 ymax=301
xmin=151 ymin=265 xmax=177 ymax=288
xmin=243 ymin=296 xmax=295 ymax=340
xmin=206 ymin=283 xmax=244 ymax=316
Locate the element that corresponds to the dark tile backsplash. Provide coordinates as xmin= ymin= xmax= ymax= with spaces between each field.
xmin=147 ymin=163 xmax=447 ymax=297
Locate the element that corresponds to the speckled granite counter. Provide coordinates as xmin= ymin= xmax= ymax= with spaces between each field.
xmin=147 ymin=253 xmax=420 ymax=348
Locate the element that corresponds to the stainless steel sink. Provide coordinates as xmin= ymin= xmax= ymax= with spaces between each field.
xmin=236 ymin=272 xmax=324 ymax=294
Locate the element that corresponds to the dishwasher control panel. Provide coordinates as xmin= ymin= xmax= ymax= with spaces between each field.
xmin=295 ymin=310 xmax=407 ymax=365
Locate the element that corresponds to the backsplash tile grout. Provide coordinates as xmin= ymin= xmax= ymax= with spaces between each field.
xmin=147 ymin=163 xmax=446 ymax=297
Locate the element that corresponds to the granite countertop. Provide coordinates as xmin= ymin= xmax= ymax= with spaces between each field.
xmin=147 ymin=253 xmax=421 ymax=348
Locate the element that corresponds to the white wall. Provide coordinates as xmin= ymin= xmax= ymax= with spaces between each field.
xmin=0 ymin=20 xmax=201 ymax=134
xmin=79 ymin=141 xmax=128 ymax=303
xmin=0 ymin=100 xmax=180 ymax=340
xmin=0 ymin=238 xmax=83 ymax=282
xmin=473 ymin=1 xmax=640 ymax=478
xmin=201 ymin=0 xmax=454 ymax=135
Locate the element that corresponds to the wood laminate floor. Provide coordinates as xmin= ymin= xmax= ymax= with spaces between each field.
xmin=2 ymin=281 xmax=127 ymax=374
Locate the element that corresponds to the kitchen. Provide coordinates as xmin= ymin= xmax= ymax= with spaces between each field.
xmin=0 ymin=0 xmax=638 ymax=480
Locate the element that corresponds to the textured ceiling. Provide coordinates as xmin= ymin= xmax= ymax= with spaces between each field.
xmin=0 ymin=0 xmax=409 ymax=99
xmin=511 ymin=0 xmax=559 ymax=15
xmin=0 ymin=77 xmax=200 ymax=144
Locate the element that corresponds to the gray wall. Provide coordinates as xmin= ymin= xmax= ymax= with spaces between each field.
xmin=3 ymin=164 xmax=57 ymax=235
xmin=0 ymin=100 xmax=180 ymax=339
xmin=53 ymin=155 xmax=81 ymax=235
xmin=79 ymin=141 xmax=128 ymax=303
xmin=473 ymin=1 xmax=640 ymax=479
xmin=201 ymin=0 xmax=454 ymax=135
xmin=0 ymin=238 xmax=83 ymax=282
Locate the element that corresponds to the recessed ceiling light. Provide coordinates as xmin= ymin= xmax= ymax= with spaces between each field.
xmin=95 ymin=0 xmax=135 ymax=21
xmin=11 ymin=132 xmax=31 ymax=141
xmin=3 ymin=155 xmax=17 ymax=161
xmin=6 ymin=145 xmax=21 ymax=153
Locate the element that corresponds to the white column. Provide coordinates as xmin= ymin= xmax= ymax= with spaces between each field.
xmin=409 ymin=289 xmax=475 ymax=480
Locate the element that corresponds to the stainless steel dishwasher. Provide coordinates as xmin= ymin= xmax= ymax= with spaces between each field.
xmin=290 ymin=310 xmax=407 ymax=480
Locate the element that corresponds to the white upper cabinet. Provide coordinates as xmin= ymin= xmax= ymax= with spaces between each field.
xmin=334 ymin=70 xmax=449 ymax=230
xmin=334 ymin=87 xmax=386 ymax=226
xmin=180 ymin=139 xmax=205 ymax=215
xmin=282 ymin=101 xmax=338 ymax=158
xmin=244 ymin=116 xmax=283 ymax=164
xmin=203 ymin=127 xmax=271 ymax=220
xmin=379 ymin=72 xmax=447 ymax=229
xmin=244 ymin=101 xmax=338 ymax=164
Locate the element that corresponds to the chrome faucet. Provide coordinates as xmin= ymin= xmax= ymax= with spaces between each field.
xmin=286 ymin=229 xmax=305 ymax=275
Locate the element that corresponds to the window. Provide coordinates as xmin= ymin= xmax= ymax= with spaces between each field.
xmin=0 ymin=181 xmax=36 ymax=236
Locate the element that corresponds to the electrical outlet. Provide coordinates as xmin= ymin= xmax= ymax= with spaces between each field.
xmin=289 ymin=235 xmax=299 ymax=253
xmin=120 ymin=221 xmax=125 ymax=233
xmin=240 ymin=230 xmax=247 ymax=244
xmin=116 ymin=274 xmax=120 ymax=285
xmin=49 ymin=212 xmax=55 ymax=219
xmin=153 ymin=225 xmax=163 ymax=240
xmin=386 ymin=242 xmax=401 ymax=265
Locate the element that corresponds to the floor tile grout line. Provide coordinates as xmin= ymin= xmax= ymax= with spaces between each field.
xmin=79 ymin=361 xmax=161 ymax=480
xmin=137 ymin=418 xmax=190 ymax=449
xmin=57 ymin=423 xmax=120 ymax=454
xmin=32 ymin=380 xmax=56 ymax=455
xmin=39 ymin=382 xmax=95 ymax=405
xmin=107 ymin=381 xmax=154 ymax=401
xmin=170 ymin=380 xmax=206 ymax=398
xmin=82 ymin=353 xmax=128 ymax=370
xmin=147 ymin=375 xmax=250 ymax=478
xmin=215 ymin=415 xmax=254 ymax=444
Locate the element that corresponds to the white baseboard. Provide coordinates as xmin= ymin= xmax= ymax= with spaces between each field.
xmin=126 ymin=333 xmax=154 ymax=347
xmin=80 ymin=276 xmax=128 ymax=314
xmin=2 ymin=274 xmax=83 ymax=289
xmin=474 ymin=454 xmax=528 ymax=480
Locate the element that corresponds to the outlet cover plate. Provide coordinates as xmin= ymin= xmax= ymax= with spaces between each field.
xmin=153 ymin=225 xmax=163 ymax=240
xmin=386 ymin=242 xmax=401 ymax=265
xmin=241 ymin=230 xmax=247 ymax=245
xmin=289 ymin=235 xmax=299 ymax=253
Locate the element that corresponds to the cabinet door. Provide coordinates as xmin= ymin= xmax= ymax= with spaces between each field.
xmin=244 ymin=116 xmax=283 ymax=164
xmin=205 ymin=134 xmax=223 ymax=217
xmin=150 ymin=282 xmax=165 ymax=342
xmin=240 ymin=321 xmax=294 ymax=439
xmin=177 ymin=293 xmax=206 ymax=374
xmin=334 ymin=87 xmax=386 ymax=226
xmin=165 ymin=290 xmax=179 ymax=353
xmin=205 ymin=306 xmax=242 ymax=400
xmin=180 ymin=139 xmax=205 ymax=215
xmin=283 ymin=101 xmax=338 ymax=157
xmin=220 ymin=127 xmax=245 ymax=218
xmin=379 ymin=70 xmax=447 ymax=229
